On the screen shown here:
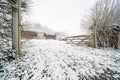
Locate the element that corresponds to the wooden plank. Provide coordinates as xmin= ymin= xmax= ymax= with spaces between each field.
xmin=66 ymin=35 xmax=89 ymax=38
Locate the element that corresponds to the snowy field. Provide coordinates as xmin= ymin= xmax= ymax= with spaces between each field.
xmin=0 ymin=39 xmax=120 ymax=80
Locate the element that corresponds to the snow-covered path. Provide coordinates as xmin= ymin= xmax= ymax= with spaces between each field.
xmin=20 ymin=39 xmax=120 ymax=80
xmin=1 ymin=39 xmax=120 ymax=80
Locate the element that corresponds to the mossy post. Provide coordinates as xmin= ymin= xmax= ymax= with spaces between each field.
xmin=91 ymin=26 xmax=97 ymax=48
xmin=18 ymin=0 xmax=21 ymax=56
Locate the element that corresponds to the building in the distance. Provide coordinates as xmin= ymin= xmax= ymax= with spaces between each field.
xmin=22 ymin=31 xmax=37 ymax=39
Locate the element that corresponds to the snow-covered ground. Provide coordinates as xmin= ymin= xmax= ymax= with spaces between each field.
xmin=0 ymin=39 xmax=120 ymax=80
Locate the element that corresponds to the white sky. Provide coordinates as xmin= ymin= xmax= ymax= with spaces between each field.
xmin=29 ymin=0 xmax=96 ymax=36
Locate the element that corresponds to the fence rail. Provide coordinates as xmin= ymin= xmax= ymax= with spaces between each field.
xmin=66 ymin=35 xmax=90 ymax=46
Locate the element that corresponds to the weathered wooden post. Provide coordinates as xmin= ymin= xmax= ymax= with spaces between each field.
xmin=91 ymin=26 xmax=97 ymax=48
xmin=18 ymin=0 xmax=21 ymax=56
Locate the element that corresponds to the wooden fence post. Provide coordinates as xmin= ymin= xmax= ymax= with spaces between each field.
xmin=18 ymin=0 xmax=21 ymax=56
xmin=91 ymin=26 xmax=97 ymax=48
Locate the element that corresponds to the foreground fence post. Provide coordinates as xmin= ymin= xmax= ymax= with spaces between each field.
xmin=18 ymin=0 xmax=21 ymax=56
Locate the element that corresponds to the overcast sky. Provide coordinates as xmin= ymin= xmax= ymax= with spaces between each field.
xmin=29 ymin=0 xmax=96 ymax=35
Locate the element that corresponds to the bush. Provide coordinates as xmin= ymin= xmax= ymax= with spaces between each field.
xmin=0 ymin=39 xmax=16 ymax=61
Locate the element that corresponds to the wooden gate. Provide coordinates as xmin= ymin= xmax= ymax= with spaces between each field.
xmin=66 ymin=35 xmax=90 ymax=46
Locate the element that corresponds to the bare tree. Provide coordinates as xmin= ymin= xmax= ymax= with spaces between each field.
xmin=82 ymin=0 xmax=120 ymax=48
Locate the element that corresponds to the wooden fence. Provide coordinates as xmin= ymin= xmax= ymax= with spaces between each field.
xmin=66 ymin=35 xmax=90 ymax=46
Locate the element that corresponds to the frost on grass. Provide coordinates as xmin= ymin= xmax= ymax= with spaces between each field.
xmin=1 ymin=39 xmax=120 ymax=80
